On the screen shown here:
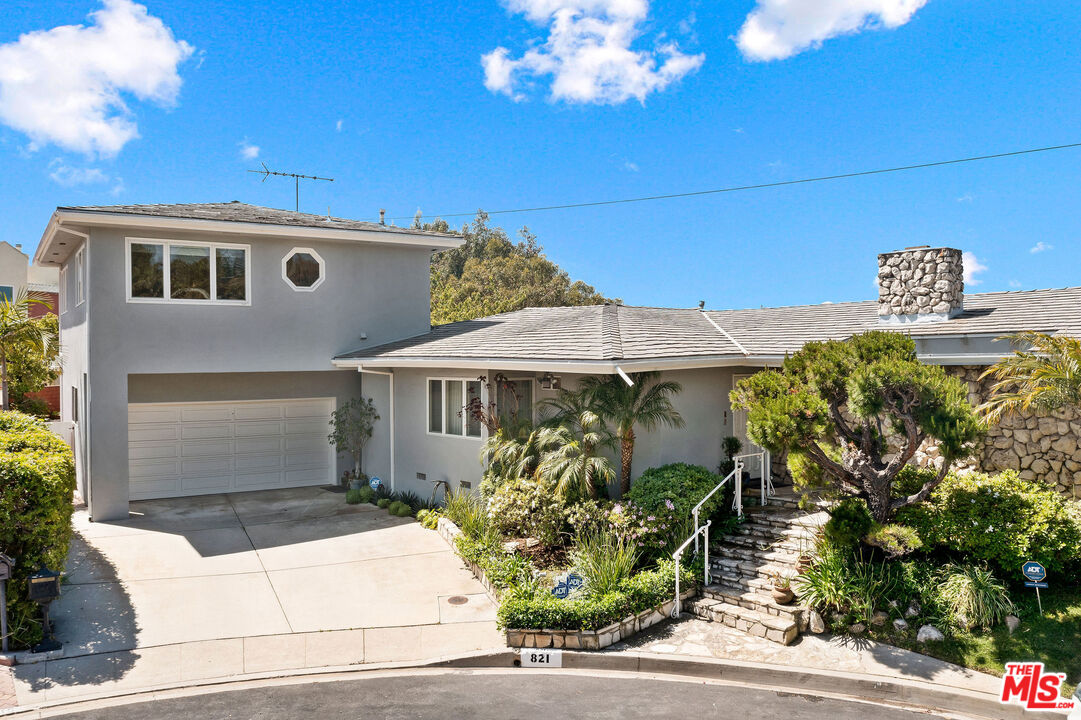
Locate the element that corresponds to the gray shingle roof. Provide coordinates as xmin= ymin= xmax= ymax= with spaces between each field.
xmin=336 ymin=286 xmax=1081 ymax=364
xmin=60 ymin=202 xmax=456 ymax=238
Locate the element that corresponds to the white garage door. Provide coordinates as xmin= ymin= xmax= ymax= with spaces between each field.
xmin=128 ymin=398 xmax=336 ymax=500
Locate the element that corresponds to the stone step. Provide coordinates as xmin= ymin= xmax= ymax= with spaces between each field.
xmin=710 ymin=557 xmax=797 ymax=580
xmin=716 ymin=532 xmax=808 ymax=555
xmin=710 ymin=543 xmax=800 ymax=567
xmin=731 ymin=523 xmax=819 ymax=545
xmin=701 ymin=583 xmax=807 ymax=629
xmin=688 ymin=597 xmax=799 ymax=645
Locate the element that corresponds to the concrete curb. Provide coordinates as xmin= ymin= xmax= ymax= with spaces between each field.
xmin=5 ymin=647 xmax=1065 ymax=719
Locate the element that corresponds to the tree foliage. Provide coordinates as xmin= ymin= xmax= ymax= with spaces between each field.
xmin=420 ymin=212 xmax=614 ymax=325
xmin=9 ymin=313 xmax=60 ymax=412
xmin=731 ymin=331 xmax=983 ymax=523
xmin=328 ymin=397 xmax=380 ymax=479
xmin=0 ymin=293 xmax=57 ymax=411
xmin=978 ymin=331 xmax=1081 ymax=424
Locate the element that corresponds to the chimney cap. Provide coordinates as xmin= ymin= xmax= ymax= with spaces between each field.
xmin=379 ymin=209 xmax=386 ymax=226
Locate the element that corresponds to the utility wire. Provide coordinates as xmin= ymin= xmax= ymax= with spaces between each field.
xmin=390 ymin=141 xmax=1081 ymax=223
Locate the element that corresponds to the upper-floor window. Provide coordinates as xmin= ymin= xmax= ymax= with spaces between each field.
xmin=75 ymin=247 xmax=85 ymax=305
xmin=282 ymin=248 xmax=325 ymax=291
xmin=127 ymin=238 xmax=250 ymax=305
xmin=427 ymin=378 xmax=482 ymax=438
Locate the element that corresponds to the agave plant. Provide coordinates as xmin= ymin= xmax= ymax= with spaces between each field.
xmin=979 ymin=332 xmax=1081 ymax=424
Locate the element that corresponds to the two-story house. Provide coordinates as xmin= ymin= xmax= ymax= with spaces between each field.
xmin=33 ymin=203 xmax=460 ymax=521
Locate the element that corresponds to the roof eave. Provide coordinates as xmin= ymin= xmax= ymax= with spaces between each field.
xmin=36 ymin=209 xmax=463 ymax=262
xmin=331 ymin=354 xmax=788 ymax=373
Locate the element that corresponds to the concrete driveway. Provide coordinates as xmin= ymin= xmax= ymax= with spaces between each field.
xmin=11 ymin=486 xmax=500 ymax=704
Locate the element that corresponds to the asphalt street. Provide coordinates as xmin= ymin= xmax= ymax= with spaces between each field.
xmin=49 ymin=670 xmax=943 ymax=719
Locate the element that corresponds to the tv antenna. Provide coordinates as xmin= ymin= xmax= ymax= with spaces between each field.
xmin=248 ymin=162 xmax=334 ymax=212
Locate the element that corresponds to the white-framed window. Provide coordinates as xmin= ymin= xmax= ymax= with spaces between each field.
xmin=75 ymin=247 xmax=85 ymax=306
xmin=125 ymin=237 xmax=250 ymax=305
xmin=427 ymin=378 xmax=483 ymax=438
xmin=282 ymin=247 xmax=325 ymax=291
xmin=496 ymin=378 xmax=534 ymax=427
xmin=58 ymin=266 xmax=67 ymax=314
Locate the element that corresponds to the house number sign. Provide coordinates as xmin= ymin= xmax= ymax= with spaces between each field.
xmin=520 ymin=649 xmax=562 ymax=667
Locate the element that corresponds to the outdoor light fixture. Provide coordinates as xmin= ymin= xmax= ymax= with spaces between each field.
xmin=28 ymin=567 xmax=62 ymax=653
xmin=0 ymin=553 xmax=13 ymax=654
xmin=539 ymin=373 xmax=561 ymax=390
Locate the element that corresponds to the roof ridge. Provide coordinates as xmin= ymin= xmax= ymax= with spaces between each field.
xmin=602 ymin=304 xmax=624 ymax=360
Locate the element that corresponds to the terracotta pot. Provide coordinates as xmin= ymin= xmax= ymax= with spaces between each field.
xmin=772 ymin=586 xmax=795 ymax=605
xmin=795 ymin=555 xmax=814 ymax=574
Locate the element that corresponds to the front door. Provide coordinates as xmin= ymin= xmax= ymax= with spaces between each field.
xmin=732 ymin=373 xmax=765 ymax=478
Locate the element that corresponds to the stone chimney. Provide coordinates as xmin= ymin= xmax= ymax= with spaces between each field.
xmin=877 ymin=246 xmax=963 ymax=323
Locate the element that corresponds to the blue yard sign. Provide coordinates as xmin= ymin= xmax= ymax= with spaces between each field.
xmin=369 ymin=476 xmax=382 ymax=491
xmin=550 ymin=572 xmax=585 ymax=600
xmin=1021 ymin=561 xmax=1048 ymax=614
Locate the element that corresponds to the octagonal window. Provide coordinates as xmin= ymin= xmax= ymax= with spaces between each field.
xmin=282 ymin=248 xmax=325 ymax=291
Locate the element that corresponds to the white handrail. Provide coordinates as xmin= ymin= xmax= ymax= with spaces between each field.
xmin=733 ymin=450 xmax=772 ymax=506
xmin=691 ymin=464 xmax=742 ymax=555
xmin=672 ymin=520 xmax=710 ymax=617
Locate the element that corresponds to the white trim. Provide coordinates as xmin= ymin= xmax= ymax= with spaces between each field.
xmin=124 ymin=237 xmax=252 ymax=306
xmin=74 ymin=247 xmax=85 ymax=306
xmin=425 ymin=376 xmax=484 ymax=440
xmin=334 ymin=355 xmax=789 ymax=373
xmin=34 ymin=209 xmax=462 ymax=266
xmin=282 ymin=247 xmax=326 ymax=292
xmin=357 ymin=368 xmax=395 ymax=492
xmin=58 ymin=266 xmax=67 ymax=314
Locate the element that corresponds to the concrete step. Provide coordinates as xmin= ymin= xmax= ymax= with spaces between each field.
xmin=702 ymin=583 xmax=807 ymax=629
xmin=688 ymin=597 xmax=799 ymax=645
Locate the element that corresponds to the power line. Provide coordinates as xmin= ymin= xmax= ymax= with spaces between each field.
xmin=392 ymin=141 xmax=1081 ymax=223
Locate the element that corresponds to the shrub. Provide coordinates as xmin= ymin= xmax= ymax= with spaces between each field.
xmin=937 ymin=564 xmax=1014 ymax=628
xmin=393 ymin=503 xmax=414 ymax=517
xmin=444 ymin=490 xmax=490 ymax=540
xmin=417 ymin=508 xmax=442 ymax=530
xmin=345 ymin=488 xmax=364 ymax=504
xmin=351 ymin=486 xmax=375 ymax=504
xmin=455 ymin=534 xmax=534 ymax=591
xmin=793 ymin=542 xmax=854 ymax=613
xmin=563 ymin=500 xmax=613 ymax=538
xmin=497 ymin=560 xmax=695 ymax=631
xmin=0 ymin=411 xmax=76 ymax=649
xmin=398 ymin=491 xmax=423 ymax=512
xmin=377 ymin=498 xmax=391 ymax=509
xmin=897 ymin=469 xmax=1081 ymax=577
xmin=824 ymin=498 xmax=873 ymax=549
xmin=486 ymin=476 xmax=565 ymax=545
xmin=865 ymin=523 xmax=923 ymax=558
xmin=571 ymin=531 xmax=639 ymax=596
xmin=607 ymin=501 xmax=679 ymax=560
xmin=628 ymin=463 xmax=731 ymax=525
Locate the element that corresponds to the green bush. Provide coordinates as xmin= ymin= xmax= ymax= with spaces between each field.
xmin=455 ymin=534 xmax=534 ymax=591
xmin=398 ymin=491 xmax=423 ymax=512
xmin=351 ymin=486 xmax=375 ymax=504
xmin=0 ymin=411 xmax=76 ymax=649
xmin=897 ymin=470 xmax=1081 ymax=577
xmin=377 ymin=498 xmax=391 ymax=509
xmin=865 ymin=523 xmax=923 ymax=557
xmin=486 ymin=476 xmax=565 ymax=546
xmin=824 ymin=498 xmax=874 ymax=548
xmin=497 ymin=560 xmax=695 ymax=631
xmin=937 ymin=564 xmax=1014 ymax=629
xmin=394 ymin=503 xmax=414 ymax=517
xmin=628 ymin=463 xmax=731 ymax=522
xmin=564 ymin=499 xmax=614 ymax=539
xmin=571 ymin=531 xmax=639 ymax=596
xmin=345 ymin=488 xmax=364 ymax=504
xmin=417 ymin=508 xmax=442 ymax=530
xmin=444 ymin=490 xmax=490 ymax=539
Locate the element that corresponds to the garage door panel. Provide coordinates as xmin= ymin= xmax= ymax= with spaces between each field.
xmin=129 ymin=425 xmax=180 ymax=443
xmin=234 ymin=421 xmax=283 ymax=438
xmin=235 ymin=436 xmax=283 ymax=454
xmin=235 ymin=405 xmax=284 ymax=421
xmin=129 ymin=398 xmax=335 ymax=500
xmin=181 ymin=423 xmax=234 ymax=440
xmin=180 ymin=439 xmax=234 ymax=457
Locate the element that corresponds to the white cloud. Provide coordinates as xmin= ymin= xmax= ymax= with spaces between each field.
xmin=335 ymin=119 xmax=343 ymax=132
xmin=956 ymin=192 xmax=974 ymax=203
xmin=239 ymin=140 xmax=260 ymax=160
xmin=0 ymin=0 xmax=194 ymax=157
xmin=482 ymin=0 xmax=704 ymax=104
xmin=623 ymin=160 xmax=639 ymax=171
xmin=1008 ymin=279 xmax=1022 ymax=288
xmin=962 ymin=251 xmax=987 ymax=286
xmin=48 ymin=158 xmax=109 ymax=186
xmin=736 ymin=0 xmax=927 ymax=62
xmin=1030 ymin=241 xmax=1053 ymax=254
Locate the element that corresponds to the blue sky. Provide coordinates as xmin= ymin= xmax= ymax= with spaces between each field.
xmin=1 ymin=0 xmax=1079 ymax=310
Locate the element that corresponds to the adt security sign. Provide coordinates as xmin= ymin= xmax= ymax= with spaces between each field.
xmin=369 ymin=477 xmax=382 ymax=491
xmin=1022 ymin=561 xmax=1047 ymax=585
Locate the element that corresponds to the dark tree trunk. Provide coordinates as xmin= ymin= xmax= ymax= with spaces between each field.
xmin=619 ymin=430 xmax=635 ymax=498
xmin=865 ymin=483 xmax=892 ymax=525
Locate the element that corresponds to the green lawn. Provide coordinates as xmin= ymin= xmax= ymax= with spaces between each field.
xmin=877 ymin=586 xmax=1081 ymax=697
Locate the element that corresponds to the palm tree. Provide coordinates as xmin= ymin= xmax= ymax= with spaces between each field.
xmin=535 ymin=411 xmax=615 ymax=501
xmin=0 ymin=292 xmax=54 ymax=411
xmin=577 ymin=371 xmax=684 ymax=497
xmin=481 ymin=422 xmax=545 ymax=481
xmin=978 ymin=332 xmax=1081 ymax=424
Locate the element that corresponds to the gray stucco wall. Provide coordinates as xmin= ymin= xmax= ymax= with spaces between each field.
xmin=57 ymin=238 xmax=89 ymax=501
xmin=385 ymin=365 xmax=772 ymax=500
xmin=77 ymin=225 xmax=432 ymax=520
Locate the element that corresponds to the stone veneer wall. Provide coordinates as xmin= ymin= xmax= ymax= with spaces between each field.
xmin=877 ymin=247 xmax=964 ymax=319
xmin=913 ymin=366 xmax=1081 ymax=500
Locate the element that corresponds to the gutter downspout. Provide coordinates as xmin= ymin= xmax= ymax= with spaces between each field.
xmin=356 ymin=368 xmax=395 ymax=492
xmin=615 ymin=366 xmax=634 ymax=386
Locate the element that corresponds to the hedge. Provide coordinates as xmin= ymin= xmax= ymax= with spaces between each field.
xmin=496 ymin=560 xmax=695 ymax=631
xmin=0 ymin=411 xmax=76 ymax=649
xmin=897 ymin=469 xmax=1081 ymax=578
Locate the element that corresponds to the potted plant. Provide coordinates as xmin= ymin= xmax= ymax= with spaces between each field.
xmin=795 ymin=535 xmax=815 ymax=574
xmin=328 ymin=397 xmax=380 ymax=490
xmin=771 ymin=573 xmax=795 ymax=605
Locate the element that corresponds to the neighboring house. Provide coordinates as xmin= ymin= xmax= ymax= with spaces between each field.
xmin=0 ymin=240 xmax=61 ymax=412
xmin=333 ymin=246 xmax=1081 ymax=502
xmin=33 ymin=203 xmax=461 ymax=521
